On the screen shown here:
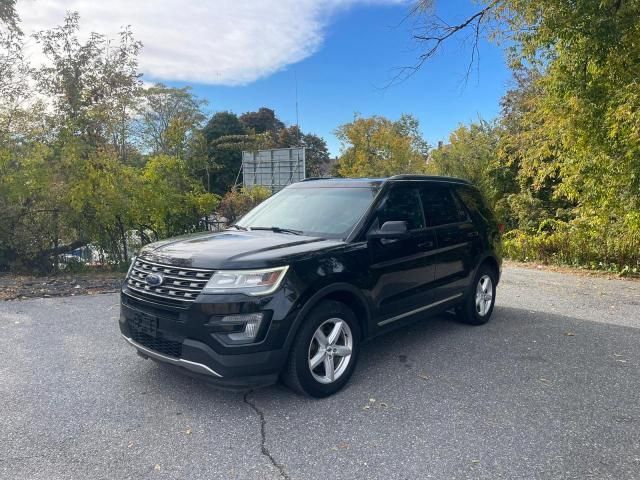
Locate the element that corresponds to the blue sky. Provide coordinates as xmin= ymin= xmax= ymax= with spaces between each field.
xmin=20 ymin=0 xmax=512 ymax=157
xmin=181 ymin=2 xmax=512 ymax=156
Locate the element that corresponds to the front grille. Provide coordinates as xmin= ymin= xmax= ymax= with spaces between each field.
xmin=125 ymin=257 xmax=214 ymax=307
xmin=131 ymin=329 xmax=182 ymax=358
xmin=122 ymin=294 xmax=181 ymax=322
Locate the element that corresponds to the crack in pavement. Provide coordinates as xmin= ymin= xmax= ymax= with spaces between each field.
xmin=243 ymin=390 xmax=290 ymax=480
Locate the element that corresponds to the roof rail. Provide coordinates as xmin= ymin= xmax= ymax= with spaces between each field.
xmin=300 ymin=177 xmax=335 ymax=182
xmin=387 ymin=174 xmax=470 ymax=184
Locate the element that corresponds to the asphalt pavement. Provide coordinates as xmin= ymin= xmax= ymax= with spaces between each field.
xmin=1 ymin=266 xmax=639 ymax=480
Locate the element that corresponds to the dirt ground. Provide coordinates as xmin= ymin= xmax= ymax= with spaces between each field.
xmin=0 ymin=271 xmax=124 ymax=300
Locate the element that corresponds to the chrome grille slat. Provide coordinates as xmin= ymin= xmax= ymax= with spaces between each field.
xmin=132 ymin=257 xmax=214 ymax=272
xmin=131 ymin=267 xmax=209 ymax=286
xmin=125 ymin=258 xmax=215 ymax=306
xmin=129 ymin=279 xmax=200 ymax=295
xmin=129 ymin=271 xmax=206 ymax=290
xmin=126 ymin=282 xmax=196 ymax=301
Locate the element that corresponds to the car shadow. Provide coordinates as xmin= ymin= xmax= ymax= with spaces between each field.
xmin=145 ymin=303 xmax=640 ymax=408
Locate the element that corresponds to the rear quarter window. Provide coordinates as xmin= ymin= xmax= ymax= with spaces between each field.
xmin=455 ymin=186 xmax=496 ymax=224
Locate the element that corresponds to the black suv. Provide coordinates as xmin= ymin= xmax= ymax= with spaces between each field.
xmin=119 ymin=175 xmax=501 ymax=397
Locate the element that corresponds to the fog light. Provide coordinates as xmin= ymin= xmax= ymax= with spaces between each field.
xmin=221 ymin=313 xmax=264 ymax=342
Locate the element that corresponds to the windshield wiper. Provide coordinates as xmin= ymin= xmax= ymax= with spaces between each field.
xmin=249 ymin=226 xmax=303 ymax=235
xmin=227 ymin=224 xmax=248 ymax=231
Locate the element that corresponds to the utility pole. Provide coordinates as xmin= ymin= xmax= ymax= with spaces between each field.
xmin=295 ymin=70 xmax=300 ymax=145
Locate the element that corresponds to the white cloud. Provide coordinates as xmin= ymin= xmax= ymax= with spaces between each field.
xmin=16 ymin=0 xmax=406 ymax=85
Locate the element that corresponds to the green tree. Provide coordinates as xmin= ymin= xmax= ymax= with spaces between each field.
xmin=0 ymin=2 xmax=29 ymax=122
xmin=301 ymin=133 xmax=331 ymax=177
xmin=335 ymin=114 xmax=428 ymax=177
xmin=427 ymin=120 xmax=501 ymax=201
xmin=0 ymin=0 xmax=18 ymax=31
xmin=202 ymin=111 xmax=246 ymax=194
xmin=34 ymin=13 xmax=142 ymax=148
xmin=138 ymin=155 xmax=219 ymax=238
xmin=277 ymin=124 xmax=301 ymax=148
xmin=135 ymin=83 xmax=206 ymax=158
xmin=0 ymin=12 xmax=221 ymax=272
xmin=65 ymin=147 xmax=141 ymax=264
xmin=412 ymin=0 xmax=640 ymax=270
xmin=217 ymin=186 xmax=272 ymax=223
xmin=239 ymin=107 xmax=284 ymax=146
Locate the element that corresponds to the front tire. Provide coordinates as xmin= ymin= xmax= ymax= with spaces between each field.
xmin=282 ymin=300 xmax=360 ymax=398
xmin=457 ymin=264 xmax=497 ymax=325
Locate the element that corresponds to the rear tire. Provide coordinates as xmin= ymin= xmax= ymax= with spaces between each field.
xmin=457 ymin=264 xmax=497 ymax=325
xmin=282 ymin=300 xmax=360 ymax=398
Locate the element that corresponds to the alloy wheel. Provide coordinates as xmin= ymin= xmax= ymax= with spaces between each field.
xmin=308 ymin=318 xmax=353 ymax=384
xmin=475 ymin=274 xmax=493 ymax=316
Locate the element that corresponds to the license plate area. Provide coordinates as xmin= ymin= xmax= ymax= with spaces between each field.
xmin=130 ymin=311 xmax=158 ymax=337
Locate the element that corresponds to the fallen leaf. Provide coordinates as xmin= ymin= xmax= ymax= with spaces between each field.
xmin=369 ymin=398 xmax=376 ymax=403
xmin=379 ymin=402 xmax=388 ymax=408
xmin=363 ymin=405 xmax=370 ymax=410
xmin=564 ymin=331 xmax=575 ymax=336
xmin=417 ymin=373 xmax=429 ymax=381
xmin=185 ymin=427 xmax=192 ymax=435
xmin=339 ymin=442 xmax=349 ymax=449
xmin=539 ymin=377 xmax=551 ymax=383
xmin=154 ymin=464 xmax=161 ymax=472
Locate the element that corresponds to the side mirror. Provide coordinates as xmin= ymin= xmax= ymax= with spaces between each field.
xmin=367 ymin=221 xmax=409 ymax=240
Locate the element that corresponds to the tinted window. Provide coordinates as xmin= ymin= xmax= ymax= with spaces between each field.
xmin=421 ymin=184 xmax=468 ymax=226
xmin=377 ymin=186 xmax=425 ymax=230
xmin=238 ymin=186 xmax=378 ymax=238
xmin=455 ymin=185 xmax=496 ymax=223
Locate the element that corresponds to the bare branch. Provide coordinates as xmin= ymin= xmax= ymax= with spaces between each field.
xmin=385 ymin=0 xmax=499 ymax=87
xmin=413 ymin=0 xmax=498 ymax=61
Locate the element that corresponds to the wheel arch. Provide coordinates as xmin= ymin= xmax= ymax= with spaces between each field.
xmin=284 ymin=283 xmax=373 ymax=352
xmin=476 ymin=254 xmax=501 ymax=284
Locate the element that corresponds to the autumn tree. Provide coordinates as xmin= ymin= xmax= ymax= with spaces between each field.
xmin=135 ymin=83 xmax=206 ymax=158
xmin=410 ymin=0 xmax=640 ymax=270
xmin=0 ymin=13 xmax=218 ymax=272
xmin=335 ymin=114 xmax=429 ymax=177
xmin=427 ymin=120 xmax=501 ymax=200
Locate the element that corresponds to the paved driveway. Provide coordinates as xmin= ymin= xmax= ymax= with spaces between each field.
xmin=1 ymin=266 xmax=639 ymax=480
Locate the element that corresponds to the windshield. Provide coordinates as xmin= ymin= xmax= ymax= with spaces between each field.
xmin=236 ymin=186 xmax=378 ymax=238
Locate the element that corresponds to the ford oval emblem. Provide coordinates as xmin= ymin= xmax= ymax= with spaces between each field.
xmin=145 ymin=273 xmax=164 ymax=287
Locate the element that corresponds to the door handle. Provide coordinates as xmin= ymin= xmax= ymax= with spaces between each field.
xmin=418 ymin=240 xmax=434 ymax=249
xmin=467 ymin=231 xmax=479 ymax=238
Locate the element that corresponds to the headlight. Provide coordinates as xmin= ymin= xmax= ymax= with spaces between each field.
xmin=202 ymin=266 xmax=289 ymax=296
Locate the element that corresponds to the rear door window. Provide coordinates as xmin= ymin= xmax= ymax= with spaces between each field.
xmin=420 ymin=183 xmax=468 ymax=226
xmin=455 ymin=185 xmax=496 ymax=223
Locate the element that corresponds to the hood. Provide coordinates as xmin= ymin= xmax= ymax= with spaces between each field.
xmin=139 ymin=230 xmax=344 ymax=270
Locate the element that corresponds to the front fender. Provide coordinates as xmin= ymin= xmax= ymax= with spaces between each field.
xmin=282 ymin=281 xmax=373 ymax=354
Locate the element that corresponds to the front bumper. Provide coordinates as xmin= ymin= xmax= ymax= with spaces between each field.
xmin=119 ymin=286 xmax=298 ymax=389
xmin=122 ymin=334 xmax=222 ymax=377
